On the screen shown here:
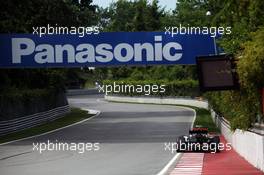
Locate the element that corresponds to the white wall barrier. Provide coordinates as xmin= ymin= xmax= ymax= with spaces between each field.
xmin=210 ymin=110 xmax=264 ymax=172
xmin=105 ymin=95 xmax=209 ymax=109
xmin=0 ymin=105 xmax=70 ymax=136
xmin=105 ymin=95 xmax=264 ymax=172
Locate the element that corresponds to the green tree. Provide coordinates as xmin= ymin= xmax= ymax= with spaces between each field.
xmin=0 ymin=0 xmax=99 ymax=91
xmin=105 ymin=0 xmax=136 ymax=31
xmin=205 ymin=0 xmax=264 ymax=129
xmin=146 ymin=0 xmax=164 ymax=31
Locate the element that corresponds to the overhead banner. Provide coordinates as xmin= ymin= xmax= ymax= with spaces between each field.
xmin=0 ymin=32 xmax=216 ymax=68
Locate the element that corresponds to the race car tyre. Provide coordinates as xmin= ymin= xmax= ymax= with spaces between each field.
xmin=210 ymin=136 xmax=220 ymax=153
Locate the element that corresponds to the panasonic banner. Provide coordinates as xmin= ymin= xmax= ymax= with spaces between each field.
xmin=0 ymin=32 xmax=216 ymax=68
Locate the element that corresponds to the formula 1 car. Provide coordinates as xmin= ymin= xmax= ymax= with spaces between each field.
xmin=176 ymin=126 xmax=220 ymax=153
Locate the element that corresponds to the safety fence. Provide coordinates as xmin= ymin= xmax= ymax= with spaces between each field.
xmin=0 ymin=105 xmax=70 ymax=136
xmin=66 ymin=88 xmax=102 ymax=96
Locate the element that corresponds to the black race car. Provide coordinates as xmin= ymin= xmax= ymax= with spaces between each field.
xmin=176 ymin=126 xmax=220 ymax=153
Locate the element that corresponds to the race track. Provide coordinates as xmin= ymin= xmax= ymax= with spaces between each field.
xmin=0 ymin=95 xmax=194 ymax=175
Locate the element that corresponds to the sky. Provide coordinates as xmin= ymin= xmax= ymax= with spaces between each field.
xmin=92 ymin=0 xmax=177 ymax=11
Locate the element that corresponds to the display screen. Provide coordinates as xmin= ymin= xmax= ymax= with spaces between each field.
xmin=196 ymin=55 xmax=239 ymax=91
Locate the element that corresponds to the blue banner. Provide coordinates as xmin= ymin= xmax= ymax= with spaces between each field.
xmin=0 ymin=32 xmax=216 ymax=68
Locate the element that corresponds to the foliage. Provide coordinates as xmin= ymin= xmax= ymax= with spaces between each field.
xmin=0 ymin=0 xmax=98 ymax=94
xmin=104 ymin=0 xmax=164 ymax=32
xmin=204 ymin=0 xmax=264 ymax=130
xmin=0 ymin=0 xmax=98 ymax=33
xmin=206 ymin=28 xmax=264 ymax=130
xmin=172 ymin=0 xmax=209 ymax=26
xmin=0 ymin=0 xmax=98 ymax=119
xmin=0 ymin=88 xmax=68 ymax=120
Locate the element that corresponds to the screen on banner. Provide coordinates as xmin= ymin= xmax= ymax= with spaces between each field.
xmin=196 ymin=55 xmax=239 ymax=91
xmin=0 ymin=32 xmax=216 ymax=68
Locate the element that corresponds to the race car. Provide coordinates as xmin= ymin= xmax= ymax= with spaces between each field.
xmin=176 ymin=126 xmax=220 ymax=153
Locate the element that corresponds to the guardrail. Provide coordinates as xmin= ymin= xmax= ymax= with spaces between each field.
xmin=0 ymin=105 xmax=70 ymax=136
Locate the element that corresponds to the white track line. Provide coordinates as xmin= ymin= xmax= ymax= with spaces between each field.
xmin=169 ymin=153 xmax=204 ymax=175
xmin=157 ymin=153 xmax=182 ymax=175
xmin=156 ymin=106 xmax=196 ymax=175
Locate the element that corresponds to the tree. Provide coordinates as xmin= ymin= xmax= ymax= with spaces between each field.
xmin=204 ymin=0 xmax=264 ymax=129
xmin=172 ymin=0 xmax=208 ymax=26
xmin=105 ymin=0 xmax=136 ymax=31
xmin=0 ymin=0 xmax=99 ymax=92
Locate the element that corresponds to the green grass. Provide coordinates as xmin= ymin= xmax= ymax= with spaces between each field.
xmin=84 ymin=80 xmax=96 ymax=89
xmin=0 ymin=108 xmax=94 ymax=144
xmin=192 ymin=107 xmax=220 ymax=133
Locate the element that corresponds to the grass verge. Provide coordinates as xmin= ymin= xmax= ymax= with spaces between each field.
xmin=0 ymin=108 xmax=94 ymax=144
xmin=192 ymin=107 xmax=220 ymax=133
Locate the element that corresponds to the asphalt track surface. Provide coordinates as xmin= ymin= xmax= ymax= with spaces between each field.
xmin=0 ymin=94 xmax=194 ymax=175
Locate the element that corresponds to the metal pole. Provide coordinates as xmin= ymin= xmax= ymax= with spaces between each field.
xmin=213 ymin=37 xmax=217 ymax=55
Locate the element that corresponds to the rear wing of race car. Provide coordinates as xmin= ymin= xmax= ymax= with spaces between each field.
xmin=189 ymin=127 xmax=208 ymax=134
